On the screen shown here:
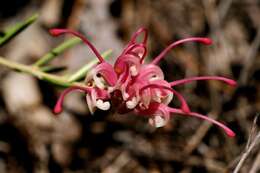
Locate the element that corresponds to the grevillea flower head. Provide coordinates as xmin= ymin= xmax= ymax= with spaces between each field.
xmin=52 ymin=28 xmax=237 ymax=137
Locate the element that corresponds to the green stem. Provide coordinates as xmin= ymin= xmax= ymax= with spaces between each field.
xmin=0 ymin=14 xmax=38 ymax=46
xmin=67 ymin=49 xmax=113 ymax=82
xmin=33 ymin=37 xmax=81 ymax=67
xmin=0 ymin=56 xmax=83 ymax=87
xmin=40 ymin=65 xmax=67 ymax=73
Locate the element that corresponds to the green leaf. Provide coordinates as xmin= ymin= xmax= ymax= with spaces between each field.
xmin=34 ymin=37 xmax=81 ymax=67
xmin=0 ymin=14 xmax=38 ymax=46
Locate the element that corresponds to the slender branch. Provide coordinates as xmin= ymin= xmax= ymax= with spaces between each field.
xmin=233 ymin=132 xmax=260 ymax=173
xmin=33 ymin=37 xmax=81 ymax=67
xmin=233 ymin=115 xmax=260 ymax=173
xmin=0 ymin=14 xmax=38 ymax=46
xmin=40 ymin=65 xmax=67 ymax=73
xmin=67 ymin=49 xmax=113 ymax=82
xmin=0 ymin=56 xmax=83 ymax=87
xmin=249 ymin=151 xmax=260 ymax=173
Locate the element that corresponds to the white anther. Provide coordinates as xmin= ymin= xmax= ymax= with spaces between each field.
xmin=153 ymin=91 xmax=162 ymax=103
xmin=149 ymin=115 xmax=167 ymax=128
xmin=96 ymin=99 xmax=110 ymax=110
xmin=126 ymin=97 xmax=138 ymax=109
xmin=93 ymin=75 xmax=106 ymax=89
xmin=107 ymin=86 xmax=114 ymax=93
xmin=130 ymin=65 xmax=138 ymax=76
xmin=162 ymin=93 xmax=173 ymax=105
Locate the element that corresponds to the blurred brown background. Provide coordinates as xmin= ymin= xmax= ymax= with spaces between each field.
xmin=0 ymin=0 xmax=260 ymax=173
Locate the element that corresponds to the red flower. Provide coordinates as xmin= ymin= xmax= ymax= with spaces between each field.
xmin=51 ymin=28 xmax=236 ymax=137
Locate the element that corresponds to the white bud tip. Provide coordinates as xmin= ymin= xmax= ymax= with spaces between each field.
xmin=149 ymin=115 xmax=166 ymax=128
xmin=130 ymin=66 xmax=138 ymax=76
xmin=126 ymin=97 xmax=138 ymax=109
xmin=94 ymin=75 xmax=106 ymax=89
xmin=96 ymin=99 xmax=110 ymax=110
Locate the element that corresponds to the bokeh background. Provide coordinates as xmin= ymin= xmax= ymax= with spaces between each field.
xmin=0 ymin=0 xmax=260 ymax=173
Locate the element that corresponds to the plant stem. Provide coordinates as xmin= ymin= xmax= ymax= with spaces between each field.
xmin=0 ymin=14 xmax=38 ymax=46
xmin=0 ymin=56 xmax=83 ymax=87
xmin=33 ymin=37 xmax=81 ymax=67
xmin=233 ymin=132 xmax=260 ymax=173
xmin=40 ymin=65 xmax=67 ymax=73
xmin=67 ymin=49 xmax=113 ymax=82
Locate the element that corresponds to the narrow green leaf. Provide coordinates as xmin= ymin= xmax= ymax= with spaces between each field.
xmin=34 ymin=37 xmax=81 ymax=67
xmin=0 ymin=14 xmax=38 ymax=46
xmin=0 ymin=56 xmax=84 ymax=88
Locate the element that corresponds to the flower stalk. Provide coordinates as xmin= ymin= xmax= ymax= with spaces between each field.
xmin=0 ymin=56 xmax=76 ymax=87
xmin=0 ymin=49 xmax=112 ymax=87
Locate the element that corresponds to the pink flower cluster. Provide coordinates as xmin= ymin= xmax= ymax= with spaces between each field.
xmin=50 ymin=28 xmax=236 ymax=137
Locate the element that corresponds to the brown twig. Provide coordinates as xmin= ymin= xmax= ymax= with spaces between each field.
xmin=233 ymin=115 xmax=260 ymax=173
xmin=249 ymin=151 xmax=260 ymax=173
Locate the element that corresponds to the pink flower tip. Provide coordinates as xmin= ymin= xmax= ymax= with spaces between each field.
xmin=201 ymin=38 xmax=212 ymax=45
xmin=53 ymin=105 xmax=62 ymax=115
xmin=227 ymin=79 xmax=237 ymax=87
xmin=49 ymin=29 xmax=63 ymax=36
xmin=227 ymin=130 xmax=236 ymax=137
xmin=53 ymin=99 xmax=63 ymax=114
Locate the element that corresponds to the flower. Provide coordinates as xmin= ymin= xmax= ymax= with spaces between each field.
xmin=50 ymin=28 xmax=237 ymax=137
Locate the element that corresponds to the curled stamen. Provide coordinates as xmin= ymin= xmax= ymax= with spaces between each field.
xmin=86 ymin=62 xmax=118 ymax=87
xmin=151 ymin=37 xmax=212 ymax=65
xmin=54 ymin=86 xmax=91 ymax=114
xmin=170 ymin=76 xmax=237 ymax=87
xmin=125 ymin=43 xmax=147 ymax=62
xmin=168 ymin=107 xmax=235 ymax=137
xmin=49 ymin=29 xmax=104 ymax=62
xmin=140 ymin=84 xmax=190 ymax=113
xmin=129 ymin=27 xmax=148 ymax=45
